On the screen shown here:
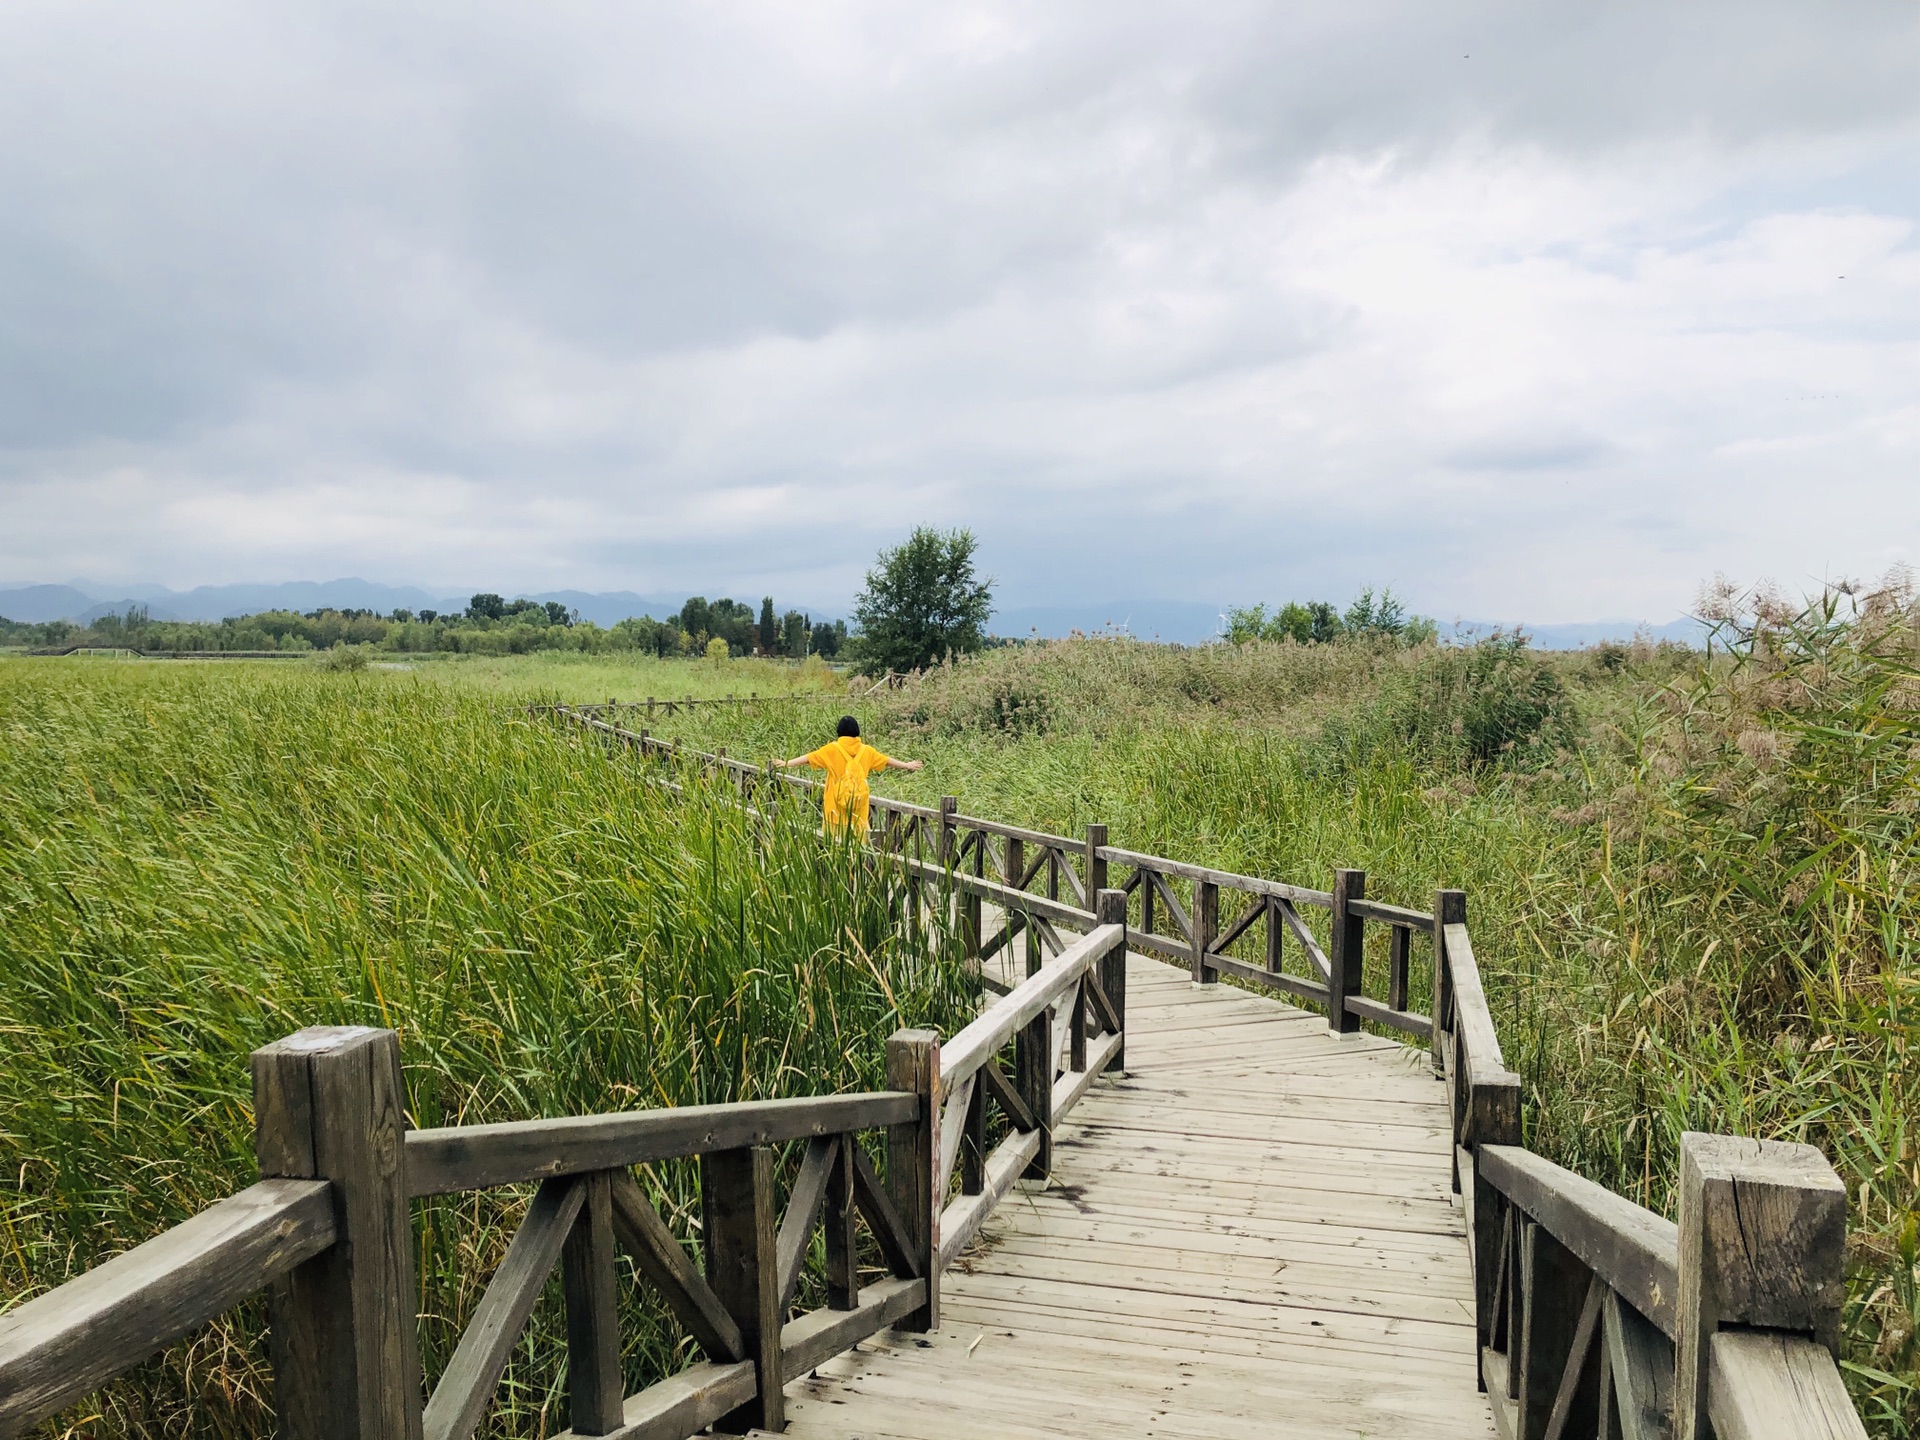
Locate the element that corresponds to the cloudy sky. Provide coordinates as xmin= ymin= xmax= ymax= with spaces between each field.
xmin=2 ymin=2 xmax=1916 ymax=623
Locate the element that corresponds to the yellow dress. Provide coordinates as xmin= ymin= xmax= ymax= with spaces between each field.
xmin=807 ymin=736 xmax=892 ymax=835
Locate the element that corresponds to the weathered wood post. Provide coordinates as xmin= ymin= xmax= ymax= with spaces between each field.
xmin=962 ymin=822 xmax=984 ymax=962
xmin=1675 ymin=1134 xmax=1851 ymax=1440
xmin=1097 ymin=888 xmax=1128 ymax=1072
xmin=1005 ymin=834 xmax=1030 ymax=976
xmin=562 ymin=1171 xmax=624 ymax=1435
xmin=825 ymin=1140 xmax=858 ymax=1312
xmin=1084 ymin=824 xmax=1108 ymax=911
xmin=886 ymin=1030 xmax=940 ymax=1332
xmin=1432 ymin=889 xmax=1465 ymax=1073
xmin=703 ymin=1146 xmax=783 ymax=1432
xmin=1327 ymin=868 xmax=1367 ymax=1032
xmin=1191 ymin=880 xmax=1219 ymax=985
xmin=1265 ymin=897 xmax=1285 ymax=975
xmin=938 ymin=797 xmax=959 ymax=937
xmin=1016 ymin=996 xmax=1054 ymax=1181
xmin=252 ymin=1026 xmax=422 ymax=1440
xmin=1516 ymin=1217 xmax=1594 ymax=1440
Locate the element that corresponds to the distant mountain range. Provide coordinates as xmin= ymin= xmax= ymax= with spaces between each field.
xmin=1 ymin=579 xmax=1707 ymax=650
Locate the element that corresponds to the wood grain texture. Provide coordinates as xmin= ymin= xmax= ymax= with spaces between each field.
xmin=702 ymin=1146 xmax=782 ymax=1432
xmin=1479 ymin=1144 xmax=1679 ymax=1339
xmin=255 ymin=1025 xmax=422 ymax=1440
xmin=405 ymin=1091 xmax=915 ymax=1196
xmin=553 ymin=1360 xmax=756 ymax=1440
xmin=1707 ymin=1331 xmax=1866 ymax=1440
xmin=1675 ymin=1133 xmax=1849 ymax=1440
xmin=424 ymin=1177 xmax=584 ymax=1440
xmin=0 ymin=1180 xmax=333 ymax=1437
xmin=605 ymin=1169 xmax=744 ymax=1363
xmin=562 ymin=1172 xmax=625 ymax=1436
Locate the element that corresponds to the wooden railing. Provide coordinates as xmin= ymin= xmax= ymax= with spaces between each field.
xmin=556 ymin=705 xmax=1433 ymax=1042
xmin=560 ymin=704 xmax=1872 ymax=1440
xmin=0 ymin=861 xmax=1132 ymax=1439
xmin=572 ymin=691 xmax=813 ymax=720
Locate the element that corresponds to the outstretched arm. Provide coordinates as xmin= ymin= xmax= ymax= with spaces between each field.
xmin=883 ymin=757 xmax=924 ymax=772
xmin=771 ymin=755 xmax=815 ymax=768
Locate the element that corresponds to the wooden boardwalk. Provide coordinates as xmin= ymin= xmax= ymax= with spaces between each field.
xmin=770 ymin=952 xmax=1495 ymax=1440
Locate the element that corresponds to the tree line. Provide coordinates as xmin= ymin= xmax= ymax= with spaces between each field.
xmin=0 ymin=527 xmax=996 ymax=670
xmin=1224 ymin=587 xmax=1437 ymax=647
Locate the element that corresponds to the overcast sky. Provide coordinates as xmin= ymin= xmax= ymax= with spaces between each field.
xmin=2 ymin=2 xmax=1916 ymax=622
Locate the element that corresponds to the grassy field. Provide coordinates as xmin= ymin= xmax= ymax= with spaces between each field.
xmin=3 ymin=612 xmax=1916 ymax=1435
xmin=0 ymin=662 xmax=969 ymax=1437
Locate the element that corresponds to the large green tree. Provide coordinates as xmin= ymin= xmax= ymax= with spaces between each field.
xmin=850 ymin=527 xmax=994 ymax=676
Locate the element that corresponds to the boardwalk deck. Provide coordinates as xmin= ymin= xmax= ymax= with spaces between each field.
xmin=765 ymin=952 xmax=1496 ymax=1439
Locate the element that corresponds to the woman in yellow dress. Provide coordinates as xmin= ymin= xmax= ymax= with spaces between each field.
xmin=773 ymin=715 xmax=923 ymax=836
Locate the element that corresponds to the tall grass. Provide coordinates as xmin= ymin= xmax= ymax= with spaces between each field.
xmin=0 ymin=664 xmax=972 ymax=1437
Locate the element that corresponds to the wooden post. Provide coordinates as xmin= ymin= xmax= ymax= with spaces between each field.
xmin=252 ymin=1026 xmax=422 ymax=1440
xmin=885 ymin=1030 xmax=940 ymax=1331
xmin=1085 ymin=824 xmax=1108 ymax=910
xmin=1433 ymin=890 xmax=1465 ymax=1072
xmin=938 ymin=796 xmax=957 ymax=867
xmin=1265 ymin=897 xmax=1284 ymax=975
xmin=1388 ymin=925 xmax=1411 ymax=1011
xmin=702 ymin=1146 xmax=783 ymax=1432
xmin=1097 ymin=888 xmax=1127 ymax=1073
xmin=647 ymin=696 xmax=655 ymax=718
xmin=1016 ymin=1001 xmax=1053 ymax=1180
xmin=1674 ymin=1133 xmax=1848 ymax=1440
xmin=1517 ymin=1218 xmax=1592 ymax=1440
xmin=825 ymin=1140 xmax=858 ymax=1312
xmin=962 ymin=822 xmax=983 ymax=962
xmin=1005 ymin=835 xmax=1029 ymax=977
xmin=960 ymin=1074 xmax=987 ymax=1194
xmin=562 ymin=1170 xmax=624 ymax=1435
xmin=1191 ymin=879 xmax=1218 ymax=985
xmin=1328 ymin=869 xmax=1366 ymax=1033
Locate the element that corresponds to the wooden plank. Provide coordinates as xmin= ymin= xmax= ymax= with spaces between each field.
xmin=1443 ymin=922 xmax=1507 ymax=1074
xmin=1050 ymin=1032 xmax=1122 ymax=1120
xmin=780 ymin=1277 xmax=927 ymax=1379
xmin=895 ymin=855 xmax=1096 ymax=932
xmin=1147 ymin=867 xmax=1194 ymax=945
xmin=0 ymin=1179 xmax=334 ymax=1437
xmin=1278 ymin=899 xmax=1333 ymax=980
xmin=1542 ymin=1274 xmax=1604 ymax=1440
xmin=1605 ymin=1289 xmax=1675 ymax=1440
xmin=701 ymin=1146 xmax=782 ymax=1432
xmin=776 ymin=1137 xmax=839 ymax=1314
xmin=936 ymin=1075 xmax=975 ymax=1202
xmin=424 ymin=1177 xmax=585 ymax=1440
xmin=1345 ymin=994 xmax=1435 ymax=1040
xmin=849 ymin=1141 xmax=925 ymax=1282
xmin=951 ymin=812 xmax=1079 ymax=851
xmin=605 ymin=1169 xmax=744 ymax=1363
xmin=1096 ymin=846 xmax=1335 ymax=907
xmin=937 ymin=1129 xmax=1044 ymax=1267
xmin=978 ymin=1055 xmax=1036 ymax=1132
xmin=1350 ymin=897 xmax=1438 ymax=932
xmin=1707 ymin=1330 xmax=1864 ymax=1440
xmin=553 ymin=1360 xmax=756 ymax=1440
xmin=937 ymin=925 xmax=1120 ymax=1087
xmin=1478 ymin=1145 xmax=1679 ymax=1338
xmin=1202 ymin=950 xmax=1332 ymax=1006
xmin=562 ymin=1172 xmax=625 ymax=1436
xmin=405 ymin=1091 xmax=916 ymax=1196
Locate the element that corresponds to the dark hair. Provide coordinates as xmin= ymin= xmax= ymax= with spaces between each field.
xmin=836 ymin=714 xmax=860 ymax=738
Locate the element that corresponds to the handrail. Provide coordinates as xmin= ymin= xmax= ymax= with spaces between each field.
xmin=405 ymin=1090 xmax=919 ymax=1196
xmin=0 ymin=1180 xmax=335 ymax=1436
xmin=939 ymin=924 xmax=1119 ymax=1089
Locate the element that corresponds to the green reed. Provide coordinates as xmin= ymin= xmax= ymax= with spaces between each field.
xmin=0 ymin=663 xmax=973 ymax=1437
